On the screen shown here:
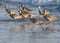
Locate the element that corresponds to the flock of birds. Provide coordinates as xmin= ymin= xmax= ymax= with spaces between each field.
xmin=5 ymin=4 xmax=58 ymax=31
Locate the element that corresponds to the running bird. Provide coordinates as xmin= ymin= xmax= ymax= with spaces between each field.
xmin=30 ymin=18 xmax=44 ymax=25
xmin=37 ymin=6 xmax=57 ymax=23
xmin=5 ymin=5 xmax=22 ymax=19
xmin=18 ymin=4 xmax=33 ymax=14
xmin=44 ymin=14 xmax=57 ymax=22
xmin=19 ymin=9 xmax=37 ymax=19
xmin=18 ymin=4 xmax=36 ymax=19
xmin=37 ymin=6 xmax=50 ymax=16
xmin=21 ymin=13 xmax=37 ymax=19
xmin=5 ymin=5 xmax=15 ymax=14
xmin=29 ymin=18 xmax=44 ymax=31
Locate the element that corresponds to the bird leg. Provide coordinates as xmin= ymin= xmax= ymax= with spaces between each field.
xmin=31 ymin=24 xmax=35 ymax=32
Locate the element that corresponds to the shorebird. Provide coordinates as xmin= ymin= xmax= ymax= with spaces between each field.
xmin=18 ymin=4 xmax=33 ymax=14
xmin=19 ymin=8 xmax=37 ymax=19
xmin=5 ymin=4 xmax=15 ymax=14
xmin=30 ymin=18 xmax=44 ymax=25
xmin=44 ymin=14 xmax=57 ymax=22
xmin=5 ymin=5 xmax=22 ymax=19
xmin=37 ymin=6 xmax=57 ymax=23
xmin=18 ymin=4 xmax=37 ymax=19
xmin=29 ymin=18 xmax=44 ymax=31
xmin=37 ymin=6 xmax=50 ymax=16
xmin=21 ymin=13 xmax=37 ymax=19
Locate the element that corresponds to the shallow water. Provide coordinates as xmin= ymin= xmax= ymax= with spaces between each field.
xmin=0 ymin=0 xmax=60 ymax=43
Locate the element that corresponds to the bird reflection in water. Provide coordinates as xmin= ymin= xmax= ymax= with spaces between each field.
xmin=42 ymin=23 xmax=54 ymax=32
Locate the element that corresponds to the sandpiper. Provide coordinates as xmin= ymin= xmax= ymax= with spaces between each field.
xmin=5 ymin=5 xmax=22 ymax=19
xmin=19 ymin=8 xmax=37 ymax=19
xmin=5 ymin=4 xmax=15 ymax=14
xmin=37 ymin=6 xmax=50 ymax=16
xmin=30 ymin=18 xmax=44 ymax=25
xmin=29 ymin=18 xmax=44 ymax=31
xmin=44 ymin=14 xmax=57 ymax=22
xmin=18 ymin=4 xmax=33 ymax=14
xmin=21 ymin=13 xmax=37 ymax=19
xmin=37 ymin=6 xmax=57 ymax=23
